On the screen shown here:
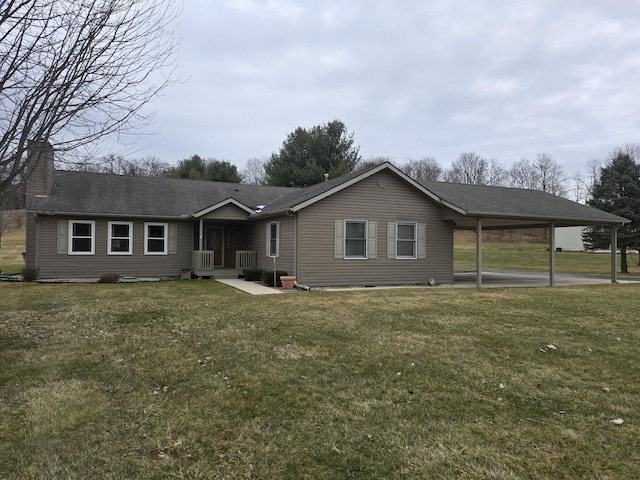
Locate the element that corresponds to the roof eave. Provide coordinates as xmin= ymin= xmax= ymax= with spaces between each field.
xmin=464 ymin=210 xmax=630 ymax=225
xmin=249 ymin=208 xmax=294 ymax=219
xmin=28 ymin=209 xmax=192 ymax=220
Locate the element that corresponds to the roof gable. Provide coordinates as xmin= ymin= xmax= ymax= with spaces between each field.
xmin=257 ymin=162 xmax=451 ymax=216
xmin=194 ymin=198 xmax=256 ymax=218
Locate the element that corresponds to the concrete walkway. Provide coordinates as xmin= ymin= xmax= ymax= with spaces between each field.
xmin=216 ymin=278 xmax=283 ymax=295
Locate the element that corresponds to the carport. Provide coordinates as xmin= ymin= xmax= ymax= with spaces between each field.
xmin=419 ymin=181 xmax=630 ymax=288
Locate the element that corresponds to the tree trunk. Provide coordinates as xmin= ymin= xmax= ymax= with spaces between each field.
xmin=620 ymin=246 xmax=629 ymax=274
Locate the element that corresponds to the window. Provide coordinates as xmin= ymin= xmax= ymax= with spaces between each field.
xmin=108 ymin=222 xmax=133 ymax=255
xmin=145 ymin=222 xmax=168 ymax=255
xmin=345 ymin=220 xmax=367 ymax=259
xmin=396 ymin=222 xmax=417 ymax=259
xmin=68 ymin=220 xmax=95 ymax=255
xmin=267 ymin=221 xmax=279 ymax=257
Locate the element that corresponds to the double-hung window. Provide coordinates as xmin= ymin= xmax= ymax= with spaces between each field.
xmin=144 ymin=222 xmax=168 ymax=255
xmin=68 ymin=220 xmax=95 ymax=255
xmin=396 ymin=222 xmax=417 ymax=259
xmin=345 ymin=220 xmax=367 ymax=259
xmin=267 ymin=221 xmax=279 ymax=257
xmin=108 ymin=222 xmax=133 ymax=255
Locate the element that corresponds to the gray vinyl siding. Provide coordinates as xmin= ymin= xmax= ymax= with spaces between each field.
xmin=34 ymin=216 xmax=193 ymax=279
xmin=25 ymin=213 xmax=37 ymax=270
xmin=296 ymin=172 xmax=454 ymax=287
xmin=199 ymin=204 xmax=250 ymax=221
xmin=251 ymin=215 xmax=295 ymax=275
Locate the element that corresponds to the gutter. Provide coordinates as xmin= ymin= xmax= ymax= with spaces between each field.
xmin=28 ymin=210 xmax=192 ymax=221
xmin=463 ymin=211 xmax=630 ymax=226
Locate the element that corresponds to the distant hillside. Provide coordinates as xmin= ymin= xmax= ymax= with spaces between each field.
xmin=456 ymin=228 xmax=549 ymax=246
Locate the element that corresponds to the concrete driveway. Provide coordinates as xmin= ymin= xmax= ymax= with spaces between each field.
xmin=217 ymin=271 xmax=640 ymax=295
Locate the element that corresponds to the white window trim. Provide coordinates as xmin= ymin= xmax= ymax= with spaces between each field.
xmin=144 ymin=222 xmax=168 ymax=255
xmin=396 ymin=222 xmax=417 ymax=259
xmin=344 ymin=219 xmax=368 ymax=259
xmin=267 ymin=221 xmax=280 ymax=258
xmin=68 ymin=220 xmax=95 ymax=255
xmin=108 ymin=221 xmax=133 ymax=255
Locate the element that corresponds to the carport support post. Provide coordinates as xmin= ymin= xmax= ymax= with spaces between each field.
xmin=549 ymin=222 xmax=555 ymax=286
xmin=476 ymin=218 xmax=482 ymax=288
xmin=611 ymin=227 xmax=618 ymax=283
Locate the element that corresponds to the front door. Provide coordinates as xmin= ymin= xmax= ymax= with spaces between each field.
xmin=205 ymin=227 xmax=224 ymax=267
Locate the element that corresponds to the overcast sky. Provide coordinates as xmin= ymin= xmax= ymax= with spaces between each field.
xmin=112 ymin=0 xmax=640 ymax=176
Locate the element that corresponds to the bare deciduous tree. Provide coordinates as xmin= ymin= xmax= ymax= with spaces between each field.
xmin=534 ymin=153 xmax=567 ymax=196
xmin=508 ymin=154 xmax=567 ymax=196
xmin=610 ymin=142 xmax=640 ymax=163
xmin=242 ymin=157 xmax=267 ymax=185
xmin=400 ymin=156 xmax=442 ymax=181
xmin=508 ymin=158 xmax=539 ymax=190
xmin=79 ymin=155 xmax=170 ymax=177
xmin=0 ymin=0 xmax=180 ymax=194
xmin=486 ymin=158 xmax=507 ymax=186
xmin=443 ymin=152 xmax=488 ymax=185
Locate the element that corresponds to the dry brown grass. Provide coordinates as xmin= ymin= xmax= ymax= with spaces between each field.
xmin=0 ymin=210 xmax=26 ymax=273
xmin=1 ymin=281 xmax=639 ymax=478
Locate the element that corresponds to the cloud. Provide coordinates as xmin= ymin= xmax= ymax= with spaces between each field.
xmin=110 ymin=0 xmax=640 ymax=175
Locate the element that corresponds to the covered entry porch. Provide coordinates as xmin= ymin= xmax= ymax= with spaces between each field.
xmin=191 ymin=219 xmax=257 ymax=278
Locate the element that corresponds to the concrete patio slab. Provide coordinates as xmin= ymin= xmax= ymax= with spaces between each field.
xmin=452 ymin=270 xmax=640 ymax=288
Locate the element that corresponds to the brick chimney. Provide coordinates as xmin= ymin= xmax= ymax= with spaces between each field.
xmin=25 ymin=140 xmax=54 ymax=206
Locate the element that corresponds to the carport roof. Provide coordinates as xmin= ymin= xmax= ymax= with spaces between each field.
xmin=418 ymin=180 xmax=629 ymax=229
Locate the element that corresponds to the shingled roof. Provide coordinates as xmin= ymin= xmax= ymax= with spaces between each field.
xmin=256 ymin=165 xmax=379 ymax=216
xmin=418 ymin=180 xmax=628 ymax=228
xmin=30 ymin=164 xmax=629 ymax=228
xmin=31 ymin=170 xmax=295 ymax=217
xmin=255 ymin=162 xmax=628 ymax=228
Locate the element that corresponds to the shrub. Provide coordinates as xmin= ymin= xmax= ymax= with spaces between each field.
xmin=242 ymin=269 xmax=263 ymax=282
xmin=262 ymin=270 xmax=288 ymax=287
xmin=22 ymin=267 xmax=39 ymax=282
xmin=98 ymin=273 xmax=120 ymax=283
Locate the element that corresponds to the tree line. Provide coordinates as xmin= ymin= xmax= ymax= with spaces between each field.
xmin=0 ymin=118 xmax=628 ymax=211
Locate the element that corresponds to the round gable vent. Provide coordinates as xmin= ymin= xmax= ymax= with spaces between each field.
xmin=377 ymin=177 xmax=388 ymax=188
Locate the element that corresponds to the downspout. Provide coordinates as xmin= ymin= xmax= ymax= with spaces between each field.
xmin=611 ymin=226 xmax=618 ymax=283
xmin=476 ymin=218 xmax=483 ymax=288
xmin=549 ymin=222 xmax=555 ymax=286
xmin=287 ymin=209 xmax=311 ymax=291
xmin=34 ymin=214 xmax=40 ymax=275
xmin=286 ymin=210 xmax=296 ymax=278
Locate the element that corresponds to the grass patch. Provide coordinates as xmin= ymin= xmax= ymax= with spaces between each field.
xmin=1 ymin=281 xmax=639 ymax=478
xmin=455 ymin=230 xmax=640 ymax=276
xmin=0 ymin=211 xmax=25 ymax=274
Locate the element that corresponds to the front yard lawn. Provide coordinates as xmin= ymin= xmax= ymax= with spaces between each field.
xmin=1 ymin=281 xmax=639 ymax=478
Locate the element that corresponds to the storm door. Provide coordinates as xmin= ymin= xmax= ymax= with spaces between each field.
xmin=205 ymin=226 xmax=224 ymax=267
